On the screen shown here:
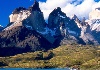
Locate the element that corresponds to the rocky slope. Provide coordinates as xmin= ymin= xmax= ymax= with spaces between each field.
xmin=0 ymin=26 xmax=54 ymax=56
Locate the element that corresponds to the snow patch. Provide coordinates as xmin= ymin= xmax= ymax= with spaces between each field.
xmin=68 ymin=30 xmax=76 ymax=34
xmin=25 ymin=24 xmax=33 ymax=30
xmin=90 ymin=19 xmax=100 ymax=31
xmin=58 ymin=14 xmax=66 ymax=18
xmin=38 ymin=27 xmax=55 ymax=36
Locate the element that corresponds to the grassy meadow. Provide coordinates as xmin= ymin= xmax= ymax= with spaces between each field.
xmin=0 ymin=45 xmax=100 ymax=70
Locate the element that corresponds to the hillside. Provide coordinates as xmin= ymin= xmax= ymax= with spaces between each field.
xmin=0 ymin=45 xmax=100 ymax=69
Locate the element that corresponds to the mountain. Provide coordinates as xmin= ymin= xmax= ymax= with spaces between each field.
xmin=87 ymin=8 xmax=100 ymax=44
xmin=1 ymin=0 xmax=100 ymax=56
xmin=0 ymin=1 xmax=53 ymax=56
xmin=48 ymin=7 xmax=82 ymax=45
xmin=89 ymin=8 xmax=100 ymax=31
xmin=48 ymin=8 xmax=81 ymax=36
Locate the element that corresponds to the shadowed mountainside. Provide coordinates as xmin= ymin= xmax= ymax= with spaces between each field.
xmin=0 ymin=26 xmax=54 ymax=56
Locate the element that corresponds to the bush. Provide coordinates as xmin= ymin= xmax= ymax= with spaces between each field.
xmin=35 ymin=52 xmax=43 ymax=60
xmin=0 ymin=62 xmax=7 ymax=67
xmin=43 ymin=51 xmax=54 ymax=60
xmin=35 ymin=51 xmax=54 ymax=60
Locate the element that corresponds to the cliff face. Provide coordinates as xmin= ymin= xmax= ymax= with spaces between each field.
xmin=48 ymin=7 xmax=81 ymax=36
xmin=9 ymin=7 xmax=29 ymax=23
xmin=23 ymin=1 xmax=46 ymax=32
xmin=7 ymin=1 xmax=46 ymax=32
xmin=6 ymin=7 xmax=30 ymax=30
xmin=48 ymin=7 xmax=82 ymax=45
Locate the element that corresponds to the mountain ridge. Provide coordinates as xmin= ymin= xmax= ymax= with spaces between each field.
xmin=0 ymin=0 xmax=100 ymax=56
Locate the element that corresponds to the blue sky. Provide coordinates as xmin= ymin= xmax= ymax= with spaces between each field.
xmin=0 ymin=0 xmax=100 ymax=27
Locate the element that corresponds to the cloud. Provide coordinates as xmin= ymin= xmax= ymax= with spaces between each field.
xmin=39 ymin=0 xmax=100 ymax=20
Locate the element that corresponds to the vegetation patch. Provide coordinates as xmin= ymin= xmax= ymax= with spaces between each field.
xmin=0 ymin=45 xmax=100 ymax=69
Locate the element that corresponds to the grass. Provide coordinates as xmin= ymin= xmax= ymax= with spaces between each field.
xmin=0 ymin=45 xmax=100 ymax=69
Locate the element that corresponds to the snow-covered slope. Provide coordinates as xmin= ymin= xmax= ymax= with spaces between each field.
xmin=88 ymin=8 xmax=100 ymax=31
xmin=79 ymin=7 xmax=100 ymax=45
xmin=89 ymin=19 xmax=100 ymax=31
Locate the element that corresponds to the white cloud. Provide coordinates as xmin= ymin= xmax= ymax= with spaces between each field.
xmin=39 ymin=0 xmax=100 ymax=20
xmin=92 ymin=2 xmax=100 ymax=10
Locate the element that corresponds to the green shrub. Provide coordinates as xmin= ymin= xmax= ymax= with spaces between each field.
xmin=35 ymin=51 xmax=43 ymax=60
xmin=81 ymin=57 xmax=100 ymax=69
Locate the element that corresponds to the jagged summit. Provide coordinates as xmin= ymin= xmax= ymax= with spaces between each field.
xmin=28 ymin=0 xmax=41 ymax=12
xmin=12 ymin=7 xmax=27 ymax=14
xmin=50 ymin=7 xmax=66 ymax=16
xmin=48 ymin=7 xmax=67 ymax=29
xmin=6 ymin=0 xmax=45 ymax=31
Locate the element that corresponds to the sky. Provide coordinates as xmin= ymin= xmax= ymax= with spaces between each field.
xmin=0 ymin=0 xmax=100 ymax=27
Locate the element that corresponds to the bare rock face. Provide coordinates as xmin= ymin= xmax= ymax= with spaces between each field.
xmin=28 ymin=1 xmax=41 ymax=12
xmin=48 ymin=8 xmax=81 ymax=37
xmin=23 ymin=1 xmax=46 ymax=32
xmin=9 ymin=7 xmax=30 ymax=23
xmin=6 ymin=7 xmax=31 ymax=30
xmin=77 ymin=7 xmax=100 ymax=45
xmin=6 ymin=0 xmax=46 ymax=32
xmin=48 ymin=7 xmax=82 ymax=45
xmin=88 ymin=8 xmax=100 ymax=31
xmin=0 ymin=26 xmax=54 ymax=56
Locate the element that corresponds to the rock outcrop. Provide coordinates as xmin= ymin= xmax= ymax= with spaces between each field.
xmin=78 ymin=7 xmax=100 ymax=45
xmin=48 ymin=7 xmax=82 ymax=45
xmin=23 ymin=0 xmax=46 ymax=32
xmin=6 ymin=0 xmax=46 ymax=32
xmin=6 ymin=7 xmax=30 ymax=30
